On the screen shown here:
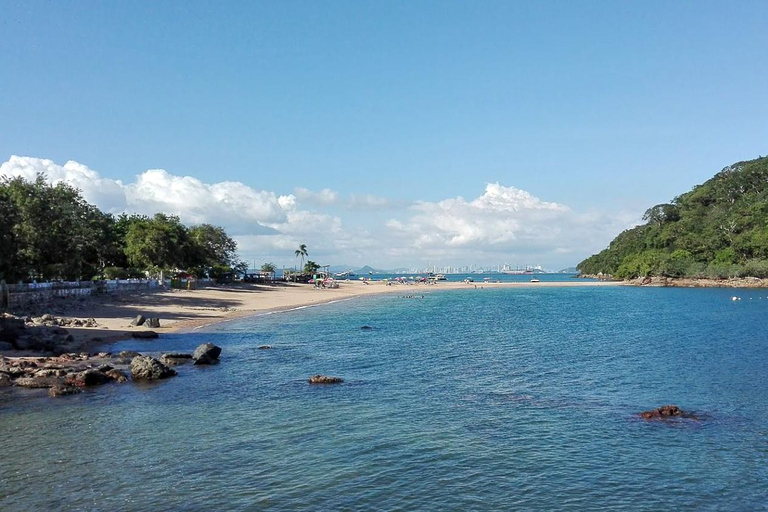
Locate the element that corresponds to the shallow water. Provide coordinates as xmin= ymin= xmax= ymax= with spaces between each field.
xmin=2 ymin=286 xmax=767 ymax=510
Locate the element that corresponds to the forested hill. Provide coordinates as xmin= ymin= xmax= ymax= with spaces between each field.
xmin=578 ymin=155 xmax=768 ymax=279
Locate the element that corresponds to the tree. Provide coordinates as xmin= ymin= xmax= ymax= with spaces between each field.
xmin=1 ymin=174 xmax=105 ymax=280
xmin=124 ymin=214 xmax=191 ymax=272
xmin=188 ymin=224 xmax=238 ymax=269
xmin=303 ymin=260 xmax=320 ymax=275
xmin=294 ymin=244 xmax=308 ymax=271
xmin=260 ymin=262 xmax=277 ymax=274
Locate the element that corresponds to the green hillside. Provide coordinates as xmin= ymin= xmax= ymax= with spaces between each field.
xmin=578 ymin=155 xmax=768 ymax=279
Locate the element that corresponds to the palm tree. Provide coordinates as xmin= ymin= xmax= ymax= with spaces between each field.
xmin=294 ymin=244 xmax=308 ymax=272
xmin=260 ymin=262 xmax=277 ymax=282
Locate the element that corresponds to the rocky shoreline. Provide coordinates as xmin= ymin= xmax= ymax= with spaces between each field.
xmin=578 ymin=274 xmax=768 ymax=288
xmin=0 ymin=341 xmax=222 ymax=398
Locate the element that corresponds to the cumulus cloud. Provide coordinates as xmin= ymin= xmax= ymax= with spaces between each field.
xmin=294 ymin=187 xmax=339 ymax=206
xmin=0 ymin=156 xmax=639 ymax=269
xmin=383 ymin=183 xmax=639 ymax=266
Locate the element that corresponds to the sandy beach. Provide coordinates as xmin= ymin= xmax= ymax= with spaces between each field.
xmin=4 ymin=279 xmax=620 ymax=352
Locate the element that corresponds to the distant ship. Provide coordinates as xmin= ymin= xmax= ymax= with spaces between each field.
xmin=501 ymin=264 xmax=535 ymax=275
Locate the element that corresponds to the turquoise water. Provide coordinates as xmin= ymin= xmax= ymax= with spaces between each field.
xmin=2 ymin=286 xmax=768 ymax=510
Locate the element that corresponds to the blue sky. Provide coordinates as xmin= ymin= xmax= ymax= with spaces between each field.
xmin=2 ymin=1 xmax=767 ymax=270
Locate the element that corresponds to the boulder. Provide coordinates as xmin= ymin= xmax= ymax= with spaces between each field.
xmin=131 ymin=331 xmax=159 ymax=339
xmin=639 ymin=404 xmax=697 ymax=420
xmin=130 ymin=315 xmax=146 ymax=326
xmin=103 ymin=369 xmax=128 ymax=383
xmin=192 ymin=343 xmax=222 ymax=365
xmin=66 ymin=369 xmax=111 ymax=387
xmin=14 ymin=376 xmax=64 ymax=388
xmin=160 ymin=353 xmax=193 ymax=366
xmin=49 ymin=385 xmax=83 ymax=397
xmin=130 ymin=355 xmax=177 ymax=380
xmin=308 ymin=375 xmax=344 ymax=384
xmin=145 ymin=318 xmax=161 ymax=328
xmin=0 ymin=316 xmax=25 ymax=342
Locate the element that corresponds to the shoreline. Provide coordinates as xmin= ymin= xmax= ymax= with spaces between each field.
xmin=2 ymin=279 xmax=621 ymax=356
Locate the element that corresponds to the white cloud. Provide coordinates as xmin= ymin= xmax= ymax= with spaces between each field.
xmin=294 ymin=187 xmax=338 ymax=205
xmin=0 ymin=156 xmax=640 ymax=269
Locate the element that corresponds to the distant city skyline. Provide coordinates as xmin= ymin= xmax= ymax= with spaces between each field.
xmin=2 ymin=2 xmax=767 ymax=269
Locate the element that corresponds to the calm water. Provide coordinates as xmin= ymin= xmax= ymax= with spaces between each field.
xmin=2 ymin=286 xmax=767 ymax=510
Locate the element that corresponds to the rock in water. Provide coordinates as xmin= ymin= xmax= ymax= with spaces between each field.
xmin=192 ymin=343 xmax=222 ymax=365
xmin=160 ymin=353 xmax=193 ymax=366
xmin=146 ymin=318 xmax=161 ymax=328
xmin=49 ymin=385 xmax=83 ymax=397
xmin=639 ymin=404 xmax=697 ymax=420
xmin=130 ymin=315 xmax=146 ymax=327
xmin=104 ymin=369 xmax=129 ymax=383
xmin=308 ymin=375 xmax=344 ymax=384
xmin=257 ymin=345 xmax=272 ymax=350
xmin=131 ymin=331 xmax=159 ymax=339
xmin=130 ymin=356 xmax=177 ymax=380
xmin=360 ymin=326 xmax=373 ymax=331
xmin=14 ymin=376 xmax=63 ymax=388
xmin=66 ymin=369 xmax=111 ymax=387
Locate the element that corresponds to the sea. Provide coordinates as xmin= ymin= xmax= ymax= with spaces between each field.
xmin=1 ymin=279 xmax=767 ymax=510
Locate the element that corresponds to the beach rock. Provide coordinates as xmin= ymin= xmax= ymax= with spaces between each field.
xmin=49 ymin=385 xmax=83 ymax=397
xmin=308 ymin=375 xmax=344 ymax=384
xmin=14 ymin=376 xmax=63 ymax=388
xmin=192 ymin=343 xmax=222 ymax=365
xmin=145 ymin=318 xmax=161 ymax=328
xmin=66 ymin=369 xmax=111 ymax=387
xmin=104 ymin=369 xmax=128 ymax=383
xmin=130 ymin=356 xmax=177 ymax=380
xmin=118 ymin=350 xmax=142 ymax=358
xmin=639 ymin=404 xmax=697 ymax=420
xmin=0 ymin=316 xmax=25 ymax=342
xmin=130 ymin=315 xmax=146 ymax=326
xmin=0 ymin=373 xmax=11 ymax=386
xmin=131 ymin=331 xmax=159 ymax=339
xmin=160 ymin=353 xmax=193 ymax=366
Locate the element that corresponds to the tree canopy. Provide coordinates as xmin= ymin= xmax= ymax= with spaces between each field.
xmin=577 ymin=155 xmax=768 ymax=279
xmin=0 ymin=175 xmax=242 ymax=282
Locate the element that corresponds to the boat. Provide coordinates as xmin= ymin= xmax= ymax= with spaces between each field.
xmin=501 ymin=264 xmax=534 ymax=275
xmin=334 ymin=270 xmax=356 ymax=278
xmin=530 ymin=278 xmax=540 ymax=283
xmin=435 ymin=274 xmax=447 ymax=281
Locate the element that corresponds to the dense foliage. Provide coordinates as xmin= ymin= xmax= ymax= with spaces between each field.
xmin=0 ymin=175 xmax=241 ymax=282
xmin=578 ymin=156 xmax=768 ymax=279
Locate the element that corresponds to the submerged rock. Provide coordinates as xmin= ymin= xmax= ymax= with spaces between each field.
xmin=131 ymin=331 xmax=159 ymax=339
xmin=192 ymin=343 xmax=222 ymax=365
xmin=130 ymin=356 xmax=177 ymax=380
xmin=49 ymin=385 xmax=83 ymax=397
xmin=360 ymin=326 xmax=373 ymax=331
xmin=639 ymin=404 xmax=698 ymax=420
xmin=308 ymin=375 xmax=344 ymax=384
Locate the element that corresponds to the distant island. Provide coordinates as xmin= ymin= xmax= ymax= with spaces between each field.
xmin=578 ymin=155 xmax=768 ymax=280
